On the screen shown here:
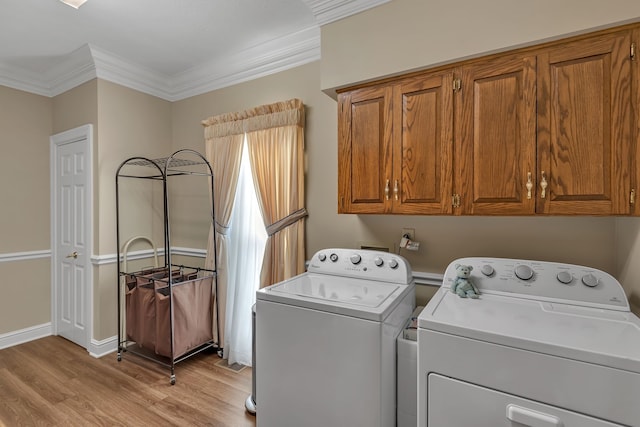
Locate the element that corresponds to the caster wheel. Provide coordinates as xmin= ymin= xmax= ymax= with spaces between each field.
xmin=170 ymin=375 xmax=176 ymax=385
xmin=117 ymin=353 xmax=122 ymax=362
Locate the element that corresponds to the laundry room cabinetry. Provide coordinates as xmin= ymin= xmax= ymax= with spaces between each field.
xmin=456 ymin=53 xmax=537 ymax=215
xmin=338 ymin=84 xmax=392 ymax=213
xmin=338 ymin=71 xmax=454 ymax=214
xmin=337 ymin=25 xmax=637 ymax=216
xmin=635 ymin=27 xmax=640 ymax=216
xmin=536 ymin=30 xmax=633 ymax=215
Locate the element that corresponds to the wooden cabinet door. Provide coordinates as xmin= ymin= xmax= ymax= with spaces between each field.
xmin=537 ymin=31 xmax=633 ymax=214
xmin=456 ymin=54 xmax=537 ymax=215
xmin=392 ymin=72 xmax=454 ymax=214
xmin=338 ymin=85 xmax=393 ymax=213
xmin=632 ymin=28 xmax=640 ymax=216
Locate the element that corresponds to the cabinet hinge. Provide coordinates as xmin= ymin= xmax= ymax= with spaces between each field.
xmin=452 ymin=194 xmax=461 ymax=208
xmin=631 ymin=189 xmax=636 ymax=205
xmin=453 ymin=78 xmax=462 ymax=93
xmin=632 ymin=43 xmax=637 ymax=61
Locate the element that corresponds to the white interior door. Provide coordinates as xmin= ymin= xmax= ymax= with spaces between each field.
xmin=51 ymin=125 xmax=93 ymax=349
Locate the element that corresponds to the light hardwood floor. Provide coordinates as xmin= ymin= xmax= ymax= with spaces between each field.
xmin=0 ymin=336 xmax=256 ymax=426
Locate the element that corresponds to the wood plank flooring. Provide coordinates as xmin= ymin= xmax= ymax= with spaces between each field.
xmin=0 ymin=336 xmax=256 ymax=426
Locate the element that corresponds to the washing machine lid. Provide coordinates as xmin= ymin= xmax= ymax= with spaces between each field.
xmin=418 ymin=288 xmax=640 ymax=374
xmin=256 ymin=272 xmax=414 ymax=321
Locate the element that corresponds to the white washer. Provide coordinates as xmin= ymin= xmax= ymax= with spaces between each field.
xmin=256 ymin=248 xmax=415 ymax=427
xmin=417 ymin=257 xmax=640 ymax=427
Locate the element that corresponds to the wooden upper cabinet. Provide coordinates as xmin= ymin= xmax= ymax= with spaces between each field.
xmin=456 ymin=54 xmax=537 ymax=215
xmin=537 ymin=31 xmax=633 ymax=214
xmin=337 ymin=24 xmax=637 ymax=216
xmin=634 ymin=28 xmax=640 ymax=216
xmin=338 ymin=85 xmax=392 ymax=213
xmin=392 ymin=72 xmax=454 ymax=214
xmin=338 ymin=71 xmax=454 ymax=214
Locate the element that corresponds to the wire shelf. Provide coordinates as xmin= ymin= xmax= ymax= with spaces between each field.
xmin=126 ymin=157 xmax=207 ymax=169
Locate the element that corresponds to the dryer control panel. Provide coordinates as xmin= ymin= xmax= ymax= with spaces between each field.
xmin=308 ymin=248 xmax=413 ymax=285
xmin=443 ymin=257 xmax=630 ymax=311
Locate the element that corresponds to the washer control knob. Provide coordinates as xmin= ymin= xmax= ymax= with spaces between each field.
xmin=350 ymin=254 xmax=362 ymax=265
xmin=481 ymin=264 xmax=495 ymax=276
xmin=388 ymin=259 xmax=399 ymax=269
xmin=329 ymin=253 xmax=339 ymax=262
xmin=556 ymin=271 xmax=573 ymax=284
xmin=514 ymin=264 xmax=534 ymax=281
xmin=374 ymin=257 xmax=384 ymax=267
xmin=318 ymin=253 xmax=326 ymax=262
xmin=582 ymin=273 xmax=599 ymax=288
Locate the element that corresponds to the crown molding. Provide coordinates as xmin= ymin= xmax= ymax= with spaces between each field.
xmin=0 ymin=26 xmax=319 ymax=101
xmin=302 ymin=0 xmax=392 ymax=26
xmin=170 ymin=26 xmax=320 ymax=101
xmin=0 ymin=64 xmax=51 ymax=97
xmin=90 ymin=45 xmax=174 ymax=100
xmin=46 ymin=44 xmax=96 ymax=97
xmin=0 ymin=0 xmax=384 ymax=100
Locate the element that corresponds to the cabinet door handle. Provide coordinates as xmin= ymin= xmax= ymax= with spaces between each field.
xmin=393 ymin=180 xmax=399 ymax=200
xmin=385 ymin=179 xmax=390 ymax=200
xmin=506 ymin=404 xmax=563 ymax=426
xmin=540 ymin=171 xmax=548 ymax=199
xmin=526 ymin=172 xmax=533 ymax=199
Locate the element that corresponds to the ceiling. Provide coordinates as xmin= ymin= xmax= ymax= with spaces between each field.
xmin=0 ymin=0 xmax=388 ymax=101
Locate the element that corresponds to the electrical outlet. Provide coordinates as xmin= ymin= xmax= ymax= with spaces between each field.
xmin=401 ymin=228 xmax=415 ymax=241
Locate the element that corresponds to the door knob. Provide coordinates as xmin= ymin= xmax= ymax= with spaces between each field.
xmin=66 ymin=251 xmax=78 ymax=259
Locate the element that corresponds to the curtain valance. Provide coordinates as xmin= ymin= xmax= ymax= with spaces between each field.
xmin=202 ymin=98 xmax=304 ymax=139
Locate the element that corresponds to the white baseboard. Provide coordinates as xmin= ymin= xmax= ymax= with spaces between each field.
xmin=88 ymin=335 xmax=118 ymax=358
xmin=0 ymin=323 xmax=118 ymax=360
xmin=0 ymin=323 xmax=52 ymax=350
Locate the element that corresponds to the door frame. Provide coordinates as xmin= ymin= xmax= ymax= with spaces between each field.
xmin=50 ymin=124 xmax=94 ymax=350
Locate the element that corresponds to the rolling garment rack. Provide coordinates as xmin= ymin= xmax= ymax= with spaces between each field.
xmin=115 ymin=149 xmax=219 ymax=385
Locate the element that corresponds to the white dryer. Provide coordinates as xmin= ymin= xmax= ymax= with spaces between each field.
xmin=256 ymin=248 xmax=415 ymax=427
xmin=418 ymin=257 xmax=640 ymax=427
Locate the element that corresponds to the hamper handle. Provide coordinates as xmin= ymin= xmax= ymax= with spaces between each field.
xmin=122 ymin=236 xmax=159 ymax=273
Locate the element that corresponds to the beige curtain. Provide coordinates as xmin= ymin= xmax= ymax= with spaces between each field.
xmin=202 ymin=125 xmax=244 ymax=349
xmin=201 ymin=98 xmax=306 ymax=347
xmin=245 ymin=99 xmax=306 ymax=288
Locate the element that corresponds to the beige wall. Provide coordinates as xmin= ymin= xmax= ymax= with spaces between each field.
xmin=1 ymin=86 xmax=52 ymax=253
xmin=615 ymin=218 xmax=640 ymax=314
xmin=93 ymin=80 xmax=172 ymax=340
xmin=0 ymin=86 xmax=52 ymax=334
xmin=0 ymin=260 xmax=51 ymax=333
xmin=53 ymin=79 xmax=98 ymax=135
xmin=321 ymin=0 xmax=640 ymax=94
xmin=96 ymin=80 xmax=172 ymax=255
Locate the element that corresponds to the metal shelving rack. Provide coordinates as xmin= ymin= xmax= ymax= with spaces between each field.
xmin=115 ymin=149 xmax=219 ymax=385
